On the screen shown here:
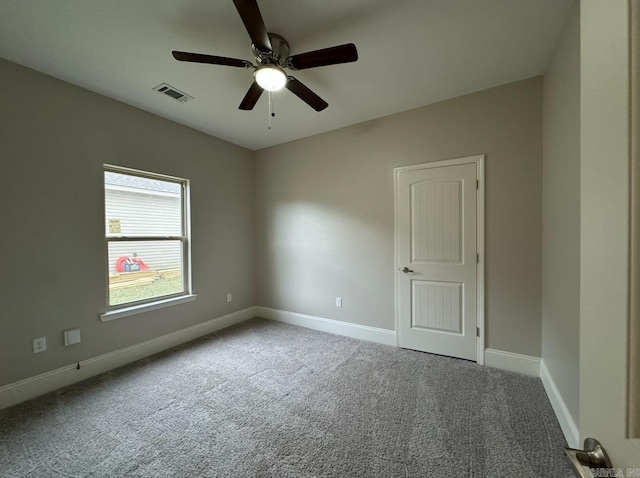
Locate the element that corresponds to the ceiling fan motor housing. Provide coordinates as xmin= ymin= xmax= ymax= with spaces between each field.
xmin=252 ymin=33 xmax=290 ymax=67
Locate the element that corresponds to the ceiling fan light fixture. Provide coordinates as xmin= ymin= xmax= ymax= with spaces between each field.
xmin=255 ymin=65 xmax=287 ymax=91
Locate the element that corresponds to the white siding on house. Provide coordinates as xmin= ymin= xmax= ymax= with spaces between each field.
xmin=105 ymin=188 xmax=182 ymax=274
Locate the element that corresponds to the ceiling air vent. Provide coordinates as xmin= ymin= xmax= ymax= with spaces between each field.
xmin=153 ymin=83 xmax=193 ymax=103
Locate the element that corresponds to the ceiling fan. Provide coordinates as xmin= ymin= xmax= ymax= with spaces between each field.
xmin=172 ymin=0 xmax=358 ymax=112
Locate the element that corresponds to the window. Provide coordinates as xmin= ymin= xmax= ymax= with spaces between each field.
xmin=103 ymin=165 xmax=192 ymax=315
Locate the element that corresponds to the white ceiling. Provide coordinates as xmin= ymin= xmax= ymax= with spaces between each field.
xmin=0 ymin=0 xmax=574 ymax=151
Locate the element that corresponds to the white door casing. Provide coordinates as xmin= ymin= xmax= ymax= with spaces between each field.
xmin=395 ymin=155 xmax=484 ymax=363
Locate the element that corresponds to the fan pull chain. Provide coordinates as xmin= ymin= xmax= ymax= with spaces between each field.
xmin=268 ymin=91 xmax=275 ymax=130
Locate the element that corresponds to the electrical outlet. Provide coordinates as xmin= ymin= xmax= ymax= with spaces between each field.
xmin=336 ymin=297 xmax=342 ymax=308
xmin=226 ymin=293 xmax=232 ymax=303
xmin=33 ymin=337 xmax=47 ymax=354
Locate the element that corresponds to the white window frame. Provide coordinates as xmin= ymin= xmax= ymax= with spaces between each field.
xmin=100 ymin=165 xmax=195 ymax=322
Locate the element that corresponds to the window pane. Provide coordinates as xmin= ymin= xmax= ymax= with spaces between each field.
xmin=108 ymin=240 xmax=184 ymax=306
xmin=105 ymin=171 xmax=182 ymax=237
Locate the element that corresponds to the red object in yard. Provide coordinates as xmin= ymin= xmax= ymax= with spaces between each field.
xmin=116 ymin=256 xmax=150 ymax=273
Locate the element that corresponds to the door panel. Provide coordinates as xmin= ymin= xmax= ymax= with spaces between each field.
xmin=411 ymin=180 xmax=462 ymax=263
xmin=396 ymin=159 xmax=480 ymax=361
xmin=412 ymin=280 xmax=462 ymax=333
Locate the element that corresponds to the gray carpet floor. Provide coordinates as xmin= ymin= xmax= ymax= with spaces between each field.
xmin=0 ymin=318 xmax=574 ymax=477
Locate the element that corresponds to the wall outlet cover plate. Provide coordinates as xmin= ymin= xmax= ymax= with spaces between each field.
xmin=64 ymin=328 xmax=81 ymax=346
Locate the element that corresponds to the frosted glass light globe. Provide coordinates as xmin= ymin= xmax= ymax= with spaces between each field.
xmin=255 ymin=65 xmax=287 ymax=91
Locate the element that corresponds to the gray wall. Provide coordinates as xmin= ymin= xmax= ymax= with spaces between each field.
xmin=0 ymin=58 xmax=255 ymax=386
xmin=255 ymin=77 xmax=543 ymax=356
xmin=541 ymin=4 xmax=581 ymax=426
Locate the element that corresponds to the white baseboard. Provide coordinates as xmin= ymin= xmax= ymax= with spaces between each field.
xmin=540 ymin=360 xmax=580 ymax=448
xmin=0 ymin=306 xmax=258 ymax=411
xmin=484 ymin=348 xmax=541 ymax=377
xmin=256 ymin=307 xmax=397 ymax=346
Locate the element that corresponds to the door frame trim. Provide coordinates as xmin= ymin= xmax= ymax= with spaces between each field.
xmin=393 ymin=155 xmax=485 ymax=364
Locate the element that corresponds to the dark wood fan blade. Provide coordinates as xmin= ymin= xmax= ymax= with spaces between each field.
xmin=172 ymin=51 xmax=251 ymax=68
xmin=287 ymin=43 xmax=358 ymax=70
xmin=285 ymin=77 xmax=328 ymax=111
xmin=239 ymin=81 xmax=264 ymax=110
xmin=232 ymin=0 xmax=272 ymax=53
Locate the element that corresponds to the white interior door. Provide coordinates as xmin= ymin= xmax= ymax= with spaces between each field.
xmin=575 ymin=1 xmax=640 ymax=471
xmin=395 ymin=157 xmax=483 ymax=362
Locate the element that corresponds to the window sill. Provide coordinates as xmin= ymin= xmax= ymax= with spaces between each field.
xmin=100 ymin=294 xmax=197 ymax=322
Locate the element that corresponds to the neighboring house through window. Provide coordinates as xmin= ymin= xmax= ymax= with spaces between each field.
xmin=103 ymin=165 xmax=192 ymax=315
